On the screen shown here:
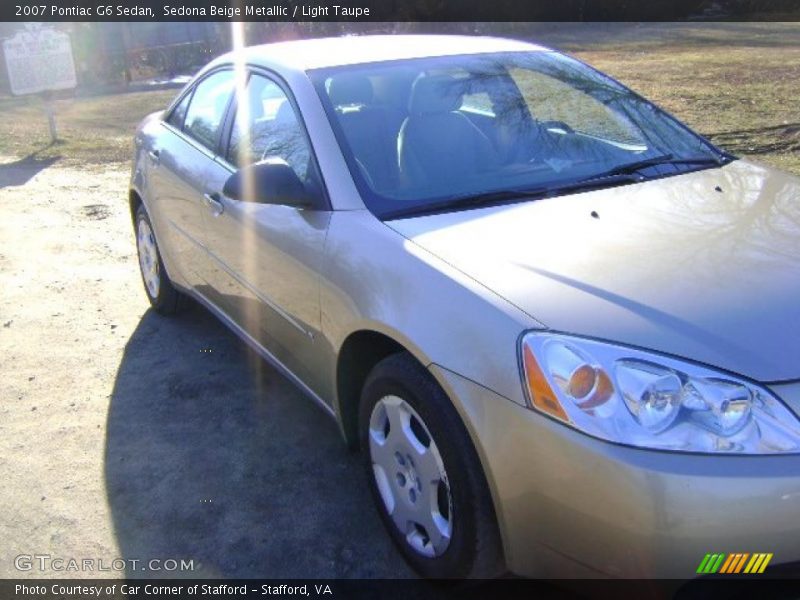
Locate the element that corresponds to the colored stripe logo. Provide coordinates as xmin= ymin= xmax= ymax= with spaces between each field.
xmin=697 ymin=553 xmax=773 ymax=574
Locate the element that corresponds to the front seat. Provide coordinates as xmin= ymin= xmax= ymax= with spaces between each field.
xmin=398 ymin=74 xmax=499 ymax=188
xmin=327 ymin=74 xmax=399 ymax=191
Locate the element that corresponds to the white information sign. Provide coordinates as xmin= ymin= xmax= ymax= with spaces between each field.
xmin=3 ymin=25 xmax=77 ymax=96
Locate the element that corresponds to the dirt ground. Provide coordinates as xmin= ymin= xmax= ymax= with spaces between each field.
xmin=0 ymin=158 xmax=413 ymax=578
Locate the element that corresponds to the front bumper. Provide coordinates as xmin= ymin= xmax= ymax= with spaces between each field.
xmin=431 ymin=365 xmax=800 ymax=579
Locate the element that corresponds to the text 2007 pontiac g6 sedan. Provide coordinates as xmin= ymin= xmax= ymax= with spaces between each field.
xmin=130 ymin=35 xmax=800 ymax=579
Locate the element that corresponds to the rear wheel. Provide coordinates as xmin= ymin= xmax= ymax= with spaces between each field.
xmin=359 ymin=353 xmax=504 ymax=579
xmin=135 ymin=205 xmax=184 ymax=315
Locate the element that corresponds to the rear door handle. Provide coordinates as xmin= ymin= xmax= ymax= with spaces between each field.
xmin=147 ymin=149 xmax=160 ymax=165
xmin=203 ymin=192 xmax=224 ymax=216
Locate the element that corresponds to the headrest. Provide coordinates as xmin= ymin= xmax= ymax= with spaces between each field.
xmin=328 ymin=75 xmax=373 ymax=107
xmin=274 ymin=99 xmax=295 ymax=124
xmin=408 ymin=75 xmax=464 ymax=116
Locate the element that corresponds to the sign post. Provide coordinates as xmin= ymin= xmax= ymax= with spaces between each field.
xmin=43 ymin=91 xmax=57 ymax=141
xmin=2 ymin=25 xmax=77 ymax=143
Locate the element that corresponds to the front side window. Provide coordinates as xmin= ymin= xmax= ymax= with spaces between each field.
xmin=183 ymin=70 xmax=235 ymax=151
xmin=166 ymin=91 xmax=191 ymax=130
xmin=311 ymin=51 xmax=728 ymax=219
xmin=227 ymin=74 xmax=310 ymax=181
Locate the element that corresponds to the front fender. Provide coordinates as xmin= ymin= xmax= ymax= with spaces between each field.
xmin=320 ymin=210 xmax=542 ymax=412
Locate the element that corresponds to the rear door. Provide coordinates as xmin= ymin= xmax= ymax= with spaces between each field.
xmin=199 ymin=71 xmax=332 ymax=398
xmin=148 ymin=69 xmax=235 ymax=289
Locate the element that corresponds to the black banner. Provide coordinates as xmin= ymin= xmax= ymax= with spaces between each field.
xmin=3 ymin=578 xmax=800 ymax=600
xmin=3 ymin=0 xmax=800 ymax=22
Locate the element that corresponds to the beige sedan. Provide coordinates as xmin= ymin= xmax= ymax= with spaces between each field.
xmin=130 ymin=35 xmax=800 ymax=579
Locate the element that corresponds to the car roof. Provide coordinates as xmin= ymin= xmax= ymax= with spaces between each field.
xmin=211 ymin=34 xmax=550 ymax=73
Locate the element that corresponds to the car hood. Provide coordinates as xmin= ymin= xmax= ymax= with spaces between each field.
xmin=389 ymin=160 xmax=800 ymax=382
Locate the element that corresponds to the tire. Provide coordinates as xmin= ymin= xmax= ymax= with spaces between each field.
xmin=134 ymin=205 xmax=184 ymax=316
xmin=358 ymin=353 xmax=504 ymax=579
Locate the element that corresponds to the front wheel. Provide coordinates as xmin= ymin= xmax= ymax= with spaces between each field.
xmin=359 ymin=353 xmax=504 ymax=579
xmin=135 ymin=205 xmax=184 ymax=315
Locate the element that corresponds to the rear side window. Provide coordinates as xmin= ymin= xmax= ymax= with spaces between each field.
xmin=166 ymin=92 xmax=191 ymax=130
xmin=183 ymin=70 xmax=235 ymax=151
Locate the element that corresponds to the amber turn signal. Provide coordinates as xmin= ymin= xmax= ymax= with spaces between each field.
xmin=522 ymin=344 xmax=570 ymax=422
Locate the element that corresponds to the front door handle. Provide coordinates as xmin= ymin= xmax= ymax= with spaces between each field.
xmin=147 ymin=149 xmax=160 ymax=165
xmin=203 ymin=192 xmax=224 ymax=216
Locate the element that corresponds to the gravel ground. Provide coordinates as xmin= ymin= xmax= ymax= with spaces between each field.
xmin=0 ymin=157 xmax=413 ymax=579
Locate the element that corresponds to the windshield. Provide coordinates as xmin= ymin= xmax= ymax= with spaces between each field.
xmin=310 ymin=51 xmax=730 ymax=219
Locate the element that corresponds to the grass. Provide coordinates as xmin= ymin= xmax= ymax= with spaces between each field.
xmin=0 ymin=23 xmax=797 ymax=174
xmin=534 ymin=22 xmax=800 ymax=174
xmin=0 ymin=89 xmax=176 ymax=166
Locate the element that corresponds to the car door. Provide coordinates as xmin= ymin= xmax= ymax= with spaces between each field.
xmin=199 ymin=71 xmax=332 ymax=398
xmin=147 ymin=69 xmax=235 ymax=289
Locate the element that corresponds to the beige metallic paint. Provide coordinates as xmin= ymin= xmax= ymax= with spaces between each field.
xmin=131 ymin=36 xmax=800 ymax=578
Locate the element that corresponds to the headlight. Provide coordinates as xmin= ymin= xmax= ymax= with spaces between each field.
xmin=520 ymin=332 xmax=800 ymax=454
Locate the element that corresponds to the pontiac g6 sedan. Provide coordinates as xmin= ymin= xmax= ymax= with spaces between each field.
xmin=130 ymin=35 xmax=800 ymax=579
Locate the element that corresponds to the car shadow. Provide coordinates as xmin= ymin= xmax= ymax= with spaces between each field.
xmin=0 ymin=146 xmax=61 ymax=190
xmin=104 ymin=304 xmax=413 ymax=578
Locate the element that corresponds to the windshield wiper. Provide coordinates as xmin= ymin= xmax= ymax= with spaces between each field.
xmin=382 ymin=155 xmax=728 ymax=221
xmin=383 ymin=168 xmax=654 ymax=220
xmin=383 ymin=172 xmax=644 ymax=220
xmin=382 ymin=187 xmax=552 ymax=220
xmin=601 ymin=153 xmax=726 ymax=177
xmin=545 ymin=154 xmax=728 ymax=198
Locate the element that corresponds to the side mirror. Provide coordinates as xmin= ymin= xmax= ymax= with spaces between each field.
xmin=222 ymin=158 xmax=315 ymax=208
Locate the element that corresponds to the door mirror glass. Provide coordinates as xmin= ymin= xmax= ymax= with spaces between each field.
xmin=223 ymin=158 xmax=315 ymax=208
